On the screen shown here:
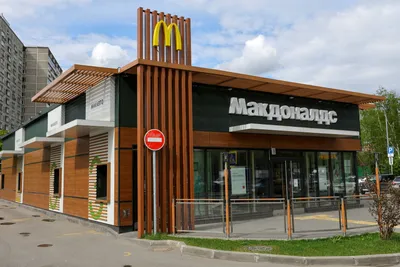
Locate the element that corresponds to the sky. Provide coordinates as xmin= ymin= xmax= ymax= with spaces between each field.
xmin=1 ymin=0 xmax=399 ymax=94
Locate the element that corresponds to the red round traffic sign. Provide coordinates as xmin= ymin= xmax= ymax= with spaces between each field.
xmin=144 ymin=129 xmax=165 ymax=151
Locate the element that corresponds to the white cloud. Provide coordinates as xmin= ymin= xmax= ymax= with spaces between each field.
xmin=208 ymin=1 xmax=400 ymax=93
xmin=89 ymin=42 xmax=129 ymax=67
xmin=216 ymin=35 xmax=278 ymax=75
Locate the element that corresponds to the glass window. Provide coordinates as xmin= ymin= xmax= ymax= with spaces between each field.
xmin=331 ymin=152 xmax=344 ymax=196
xmin=96 ymin=164 xmax=108 ymax=200
xmin=250 ymin=150 xmax=269 ymax=198
xmin=1 ymin=174 xmax=5 ymax=189
xmin=206 ymin=150 xmax=225 ymax=199
xmin=53 ymin=169 xmax=60 ymax=195
xmin=229 ymin=150 xmax=249 ymax=199
xmin=305 ymin=152 xmax=317 ymax=197
xmin=343 ymin=152 xmax=356 ymax=195
xmin=194 ymin=150 xmax=206 ymax=199
xmin=17 ymin=173 xmax=22 ymax=192
xmin=318 ymin=152 xmax=331 ymax=196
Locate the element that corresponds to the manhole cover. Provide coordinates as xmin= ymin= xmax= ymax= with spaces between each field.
xmin=37 ymin=244 xmax=53 ymax=248
xmin=246 ymin=246 xmax=273 ymax=252
xmin=32 ymin=215 xmax=40 ymax=218
xmin=0 ymin=222 xmax=15 ymax=225
xmin=19 ymin=232 xmax=30 ymax=237
xmin=42 ymin=219 xmax=55 ymax=222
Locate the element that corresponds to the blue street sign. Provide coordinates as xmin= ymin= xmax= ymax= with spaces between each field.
xmin=388 ymin=146 xmax=394 ymax=157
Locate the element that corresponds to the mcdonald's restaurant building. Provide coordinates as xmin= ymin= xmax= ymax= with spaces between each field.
xmin=0 ymin=7 xmax=384 ymax=237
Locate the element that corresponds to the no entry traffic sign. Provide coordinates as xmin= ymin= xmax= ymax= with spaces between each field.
xmin=144 ymin=129 xmax=165 ymax=151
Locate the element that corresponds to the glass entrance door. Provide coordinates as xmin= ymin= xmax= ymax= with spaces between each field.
xmin=272 ymin=160 xmax=303 ymax=199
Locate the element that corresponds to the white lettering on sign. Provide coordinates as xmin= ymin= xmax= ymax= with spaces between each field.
xmin=228 ymin=97 xmax=338 ymax=125
xmin=147 ymin=137 xmax=163 ymax=142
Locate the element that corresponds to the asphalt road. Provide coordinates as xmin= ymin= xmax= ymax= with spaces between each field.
xmin=0 ymin=201 xmax=396 ymax=267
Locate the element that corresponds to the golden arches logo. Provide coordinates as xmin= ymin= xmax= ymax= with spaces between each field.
xmin=152 ymin=21 xmax=182 ymax=50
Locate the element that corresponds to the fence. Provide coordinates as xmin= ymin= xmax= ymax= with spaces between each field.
xmin=173 ymin=195 xmax=378 ymax=239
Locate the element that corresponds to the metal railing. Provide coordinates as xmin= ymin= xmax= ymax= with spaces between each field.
xmin=172 ymin=195 xmax=379 ymax=239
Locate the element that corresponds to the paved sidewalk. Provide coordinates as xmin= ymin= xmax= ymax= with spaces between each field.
xmin=1 ymin=200 xmax=397 ymax=267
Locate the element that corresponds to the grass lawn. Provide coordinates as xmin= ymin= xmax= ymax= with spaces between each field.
xmin=145 ymin=233 xmax=400 ymax=256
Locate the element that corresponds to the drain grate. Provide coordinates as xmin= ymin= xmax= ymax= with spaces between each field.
xmin=32 ymin=215 xmax=40 ymax=218
xmin=19 ymin=232 xmax=31 ymax=237
xmin=0 ymin=222 xmax=15 ymax=225
xmin=37 ymin=244 xmax=53 ymax=248
xmin=42 ymin=219 xmax=55 ymax=222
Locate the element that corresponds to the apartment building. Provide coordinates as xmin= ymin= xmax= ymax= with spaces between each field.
xmin=23 ymin=47 xmax=62 ymax=122
xmin=0 ymin=14 xmax=62 ymax=131
xmin=0 ymin=14 xmax=24 ymax=131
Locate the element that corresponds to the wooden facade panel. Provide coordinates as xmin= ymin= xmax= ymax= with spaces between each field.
xmin=64 ymin=137 xmax=89 ymax=157
xmin=64 ymin=196 xmax=88 ymax=219
xmin=2 ymin=157 xmax=15 ymax=169
xmin=1 ymin=158 xmax=17 ymax=201
xmin=64 ymin=155 xmax=89 ymax=198
xmin=119 ymin=150 xmax=133 ymax=201
xmin=24 ymin=162 xmax=50 ymax=194
xmin=116 ymin=127 xmax=137 ymax=149
xmin=24 ymin=148 xmax=50 ymax=165
xmin=118 ymin=202 xmax=133 ymax=226
xmin=193 ymin=131 xmax=361 ymax=151
xmin=23 ymin=192 xmax=49 ymax=210
xmin=0 ymin=188 xmax=15 ymax=201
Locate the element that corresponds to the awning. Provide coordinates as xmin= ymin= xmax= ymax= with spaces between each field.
xmin=229 ymin=124 xmax=360 ymax=138
xmin=46 ymin=119 xmax=114 ymax=138
xmin=21 ymin=137 xmax=65 ymax=149
xmin=0 ymin=150 xmax=24 ymax=159
xmin=121 ymin=59 xmax=385 ymax=105
xmin=31 ymin=64 xmax=118 ymax=104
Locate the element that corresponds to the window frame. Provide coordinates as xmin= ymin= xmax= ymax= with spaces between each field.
xmin=95 ymin=163 xmax=110 ymax=203
xmin=53 ymin=168 xmax=62 ymax=197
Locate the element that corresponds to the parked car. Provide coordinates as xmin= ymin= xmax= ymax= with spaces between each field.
xmin=359 ymin=174 xmax=395 ymax=194
xmin=392 ymin=176 xmax=400 ymax=189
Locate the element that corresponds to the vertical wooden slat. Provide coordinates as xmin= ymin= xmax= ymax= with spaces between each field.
xmin=181 ymin=71 xmax=188 ymax=228
xmin=186 ymin=18 xmax=192 ymax=65
xmin=174 ymin=70 xmax=181 ymax=200
xmin=172 ymin=15 xmax=178 ymax=64
xmin=152 ymin=10 xmax=158 ymax=61
xmin=137 ymin=8 xmax=143 ymax=59
xmin=166 ymin=14 xmax=172 ymax=63
xmin=137 ymin=65 xmax=145 ymax=238
xmin=145 ymin=66 xmax=152 ymax=233
xmin=179 ymin=17 xmax=185 ymax=65
xmin=160 ymin=67 xmax=167 ymax=232
xmin=167 ymin=68 xmax=174 ymax=232
xmin=145 ymin=9 xmax=151 ymax=60
xmin=159 ymin=12 xmax=165 ymax=63
xmin=187 ymin=72 xmax=195 ymax=228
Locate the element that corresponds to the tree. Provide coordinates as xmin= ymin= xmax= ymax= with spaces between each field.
xmin=360 ymin=87 xmax=400 ymax=175
xmin=0 ymin=129 xmax=7 ymax=151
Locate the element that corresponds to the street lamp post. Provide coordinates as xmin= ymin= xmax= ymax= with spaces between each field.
xmin=384 ymin=108 xmax=393 ymax=175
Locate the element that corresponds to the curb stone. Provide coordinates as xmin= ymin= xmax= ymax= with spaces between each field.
xmin=127 ymin=238 xmax=400 ymax=266
xmin=0 ymin=199 xmax=118 ymax=237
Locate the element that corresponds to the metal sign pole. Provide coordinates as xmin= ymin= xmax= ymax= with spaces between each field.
xmin=153 ymin=151 xmax=157 ymax=234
